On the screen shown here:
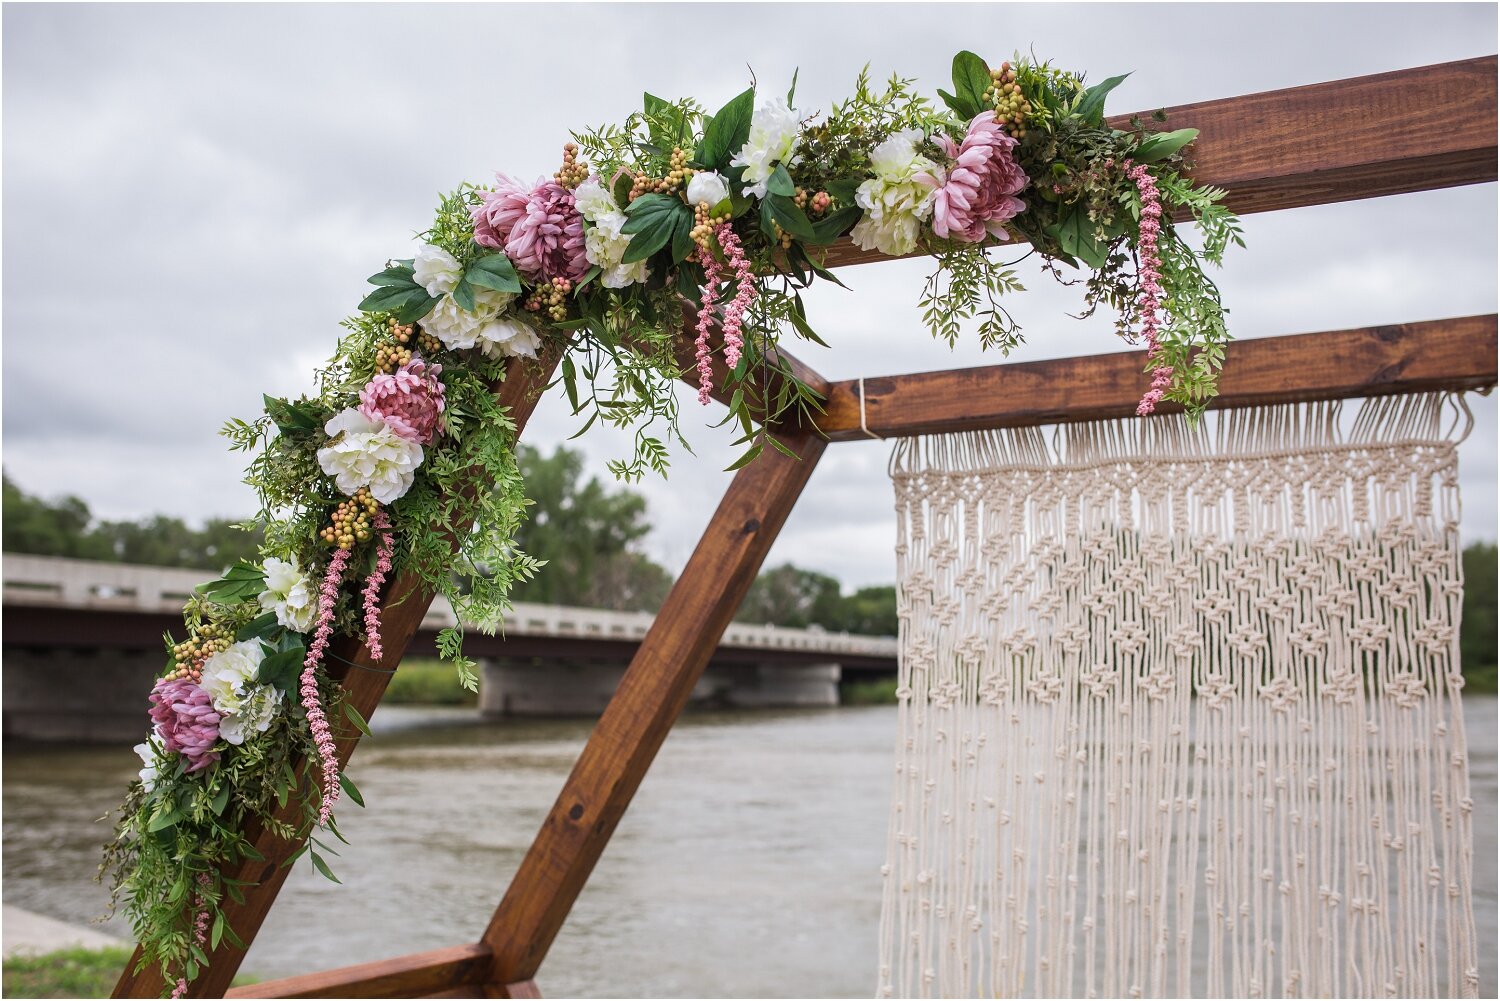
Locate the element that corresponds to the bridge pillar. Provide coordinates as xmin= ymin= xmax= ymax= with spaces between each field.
xmin=719 ymin=662 xmax=841 ymax=709
xmin=479 ymin=659 xmax=628 ymax=717
xmin=3 ymin=648 xmax=155 ymax=742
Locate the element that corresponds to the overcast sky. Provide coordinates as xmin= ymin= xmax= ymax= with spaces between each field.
xmin=3 ymin=3 xmax=1496 ymax=590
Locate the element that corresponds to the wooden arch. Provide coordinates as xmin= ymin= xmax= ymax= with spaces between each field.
xmin=115 ymin=56 xmax=1499 ymax=999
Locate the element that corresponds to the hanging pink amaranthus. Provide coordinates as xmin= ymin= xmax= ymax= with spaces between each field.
xmin=691 ymin=224 xmax=759 ymax=406
xmin=301 ymin=546 xmax=350 ymax=825
xmin=693 ymin=243 xmax=724 ymax=405
xmin=1126 ymin=160 xmax=1173 ymax=415
xmin=169 ymin=874 xmax=213 ymax=999
xmin=361 ymin=510 xmax=394 ymax=662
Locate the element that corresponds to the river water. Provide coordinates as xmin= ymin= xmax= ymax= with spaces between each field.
xmin=4 ymin=700 xmax=1495 ymax=998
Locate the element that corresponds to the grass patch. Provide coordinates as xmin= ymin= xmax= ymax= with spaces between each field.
xmin=842 ymin=676 xmax=899 ymax=706
xmin=2 ymin=946 xmax=257 ymax=998
xmin=383 ymin=658 xmax=478 ymax=706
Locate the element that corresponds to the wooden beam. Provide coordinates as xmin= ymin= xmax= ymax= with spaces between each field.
xmin=226 ymin=943 xmax=494 ymax=999
xmin=821 ymin=56 xmax=1497 ymax=269
xmin=813 ymin=315 xmax=1497 ymax=441
xmin=481 ymin=426 xmax=829 ymax=986
xmin=113 ymin=354 xmax=563 ymax=999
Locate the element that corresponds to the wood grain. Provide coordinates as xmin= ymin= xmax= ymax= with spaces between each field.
xmin=113 ymin=353 xmax=562 ymax=999
xmin=480 ymin=426 xmax=829 ymax=987
xmin=819 ymin=56 xmax=1497 ymax=270
xmin=814 ymin=315 xmax=1497 ymax=441
xmin=224 ymin=943 xmax=495 ymax=999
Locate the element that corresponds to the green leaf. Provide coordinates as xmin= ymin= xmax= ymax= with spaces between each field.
xmin=951 ymin=51 xmax=992 ymax=119
xmin=669 ymin=210 xmax=696 ymax=263
xmin=936 ymin=87 xmax=971 ymax=120
xmin=236 ymin=612 xmax=280 ymax=642
xmin=358 ymin=283 xmax=422 ymax=314
xmin=612 ymin=171 xmax=634 ymax=211
xmin=561 ymin=355 xmax=580 ymax=412
xmin=343 ymin=702 xmax=373 ymax=738
xmin=1076 ymin=72 xmax=1130 ymax=126
xmin=339 ymin=773 xmax=366 ymax=808
xmin=210 ymin=783 xmax=231 ymax=816
xmin=825 ymin=177 xmax=862 ymax=207
xmin=767 ymin=194 xmax=817 ymax=243
xmin=1053 ymin=205 xmax=1109 ymax=269
xmin=451 ymin=277 xmax=476 ymax=312
xmin=621 ymin=193 xmax=691 ymax=264
xmin=466 ymin=253 xmax=522 ymax=294
xmin=263 ymin=395 xmax=323 ymax=436
xmin=310 ymin=851 xmax=341 ymax=884
xmin=786 ymin=68 xmax=799 ymax=106
xmin=725 ymin=443 xmax=763 ymax=471
xmin=198 ymin=561 xmax=265 ymax=604
xmin=766 ymin=164 xmax=796 ymax=197
xmin=146 ymin=805 xmax=181 ymax=833
xmin=366 ymin=266 xmax=418 ymax=288
xmin=807 ymin=205 xmax=862 ymax=246
xmin=695 ymin=86 xmax=755 ymax=170
xmin=393 ymin=291 xmax=437 ymax=324
xmin=210 ymin=912 xmax=225 ymax=951
xmin=257 ymin=645 xmax=305 ymax=692
xmin=1133 ymin=127 xmax=1198 ymax=163
xmin=643 ymin=92 xmax=685 ymax=149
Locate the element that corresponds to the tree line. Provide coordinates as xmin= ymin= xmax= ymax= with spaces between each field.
xmin=4 ymin=464 xmax=1494 ymax=663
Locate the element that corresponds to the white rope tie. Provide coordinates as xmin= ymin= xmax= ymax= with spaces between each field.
xmin=878 ymin=394 xmax=1479 ymax=999
xmin=859 ymin=377 xmax=883 ymax=440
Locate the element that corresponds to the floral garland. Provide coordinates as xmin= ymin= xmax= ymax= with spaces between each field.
xmin=101 ymin=50 xmax=1239 ymax=994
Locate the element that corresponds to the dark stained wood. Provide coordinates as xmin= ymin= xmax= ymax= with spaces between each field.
xmin=114 ymin=353 xmax=563 ymax=999
xmin=814 ymin=315 xmax=1498 ymax=441
xmin=225 ymin=943 xmax=494 ymax=999
xmin=821 ymin=56 xmax=1498 ymax=270
xmin=481 ymin=427 xmax=829 ymax=986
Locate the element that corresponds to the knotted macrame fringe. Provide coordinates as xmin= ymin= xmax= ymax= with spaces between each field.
xmin=878 ymin=394 xmax=1478 ymax=999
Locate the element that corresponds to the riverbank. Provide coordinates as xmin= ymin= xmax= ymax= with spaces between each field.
xmin=2 ymin=906 xmax=129 ymax=999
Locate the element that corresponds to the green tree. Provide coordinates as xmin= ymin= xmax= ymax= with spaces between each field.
xmin=736 ymin=563 xmax=844 ymax=629
xmin=832 ymin=585 xmax=899 ymax=636
xmin=1462 ymin=542 xmax=1497 ymax=688
xmin=2 ymin=474 xmax=110 ymax=560
xmin=509 ymin=445 xmax=671 ymax=611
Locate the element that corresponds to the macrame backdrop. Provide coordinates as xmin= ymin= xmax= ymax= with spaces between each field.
xmin=877 ymin=393 xmax=1478 ymax=999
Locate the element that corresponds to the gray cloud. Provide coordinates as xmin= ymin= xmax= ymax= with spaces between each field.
xmin=3 ymin=3 xmax=1495 ymax=588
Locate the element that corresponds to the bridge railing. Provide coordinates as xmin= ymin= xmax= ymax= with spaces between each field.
xmin=2 ymin=553 xmax=897 ymax=657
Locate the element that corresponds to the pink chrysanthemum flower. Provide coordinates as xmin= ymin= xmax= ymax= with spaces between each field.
xmin=358 ymin=358 xmax=446 ymax=445
xmin=148 ymin=678 xmax=221 ymax=773
xmin=919 ymin=112 xmax=1028 ymax=243
xmin=472 ymin=176 xmax=588 ymax=283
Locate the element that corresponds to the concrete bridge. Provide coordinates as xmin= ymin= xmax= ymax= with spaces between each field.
xmin=2 ymin=554 xmax=898 ymax=742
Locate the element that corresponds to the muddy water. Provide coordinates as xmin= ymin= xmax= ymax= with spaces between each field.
xmin=4 ymin=701 xmax=1495 ymax=997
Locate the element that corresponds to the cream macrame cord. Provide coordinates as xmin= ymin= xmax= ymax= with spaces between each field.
xmin=877 ymin=393 xmax=1479 ymax=999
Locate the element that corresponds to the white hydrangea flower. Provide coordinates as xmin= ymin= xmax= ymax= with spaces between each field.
xmin=412 ymin=244 xmax=464 ymax=297
xmin=199 ymin=639 xmax=267 ymax=716
xmin=849 ymin=130 xmax=937 ymax=257
xmin=730 ymin=98 xmax=803 ymax=199
xmin=133 ymin=741 xmax=159 ymax=793
xmin=218 ymin=683 xmax=283 ymax=745
xmin=316 ymin=408 xmax=424 ymax=504
xmin=477 ymin=316 xmax=543 ymax=360
xmin=685 ymin=170 xmax=731 ymax=210
xmin=258 ymin=556 xmax=317 ymax=633
xmin=583 ymin=213 xmax=648 ymax=289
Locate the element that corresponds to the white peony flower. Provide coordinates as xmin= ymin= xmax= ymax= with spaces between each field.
xmin=848 ymin=130 xmax=937 ymax=257
xmin=572 ymin=178 xmax=619 ymax=224
xmin=199 ymin=639 xmax=267 ymax=716
xmin=477 ymin=316 xmax=544 ymax=360
xmin=730 ymin=98 xmax=804 ymax=199
xmin=316 ymin=408 xmax=424 ymax=504
xmin=686 ymin=170 xmax=731 ymax=210
xmin=412 ymin=244 xmax=464 ymax=297
xmin=420 ymin=289 xmax=516 ymax=351
xmin=218 ymin=683 xmax=283 ymax=745
xmin=133 ymin=741 xmax=159 ymax=792
xmin=582 ymin=213 xmax=648 ymax=289
xmin=258 ymin=556 xmax=317 ymax=633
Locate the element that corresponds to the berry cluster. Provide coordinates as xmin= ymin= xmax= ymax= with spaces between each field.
xmin=320 ymin=488 xmax=380 ymax=550
xmin=524 ymin=277 xmax=574 ymax=322
xmin=690 ymin=200 xmax=732 ymax=249
xmin=374 ymin=319 xmax=440 ymax=373
xmin=984 ymin=62 xmax=1033 ymax=138
xmin=553 ymin=142 xmax=589 ymax=190
xmin=168 ymin=622 xmax=233 ymax=681
xmin=628 ymin=147 xmax=694 ymax=201
xmin=793 ymin=188 xmax=833 ymax=216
